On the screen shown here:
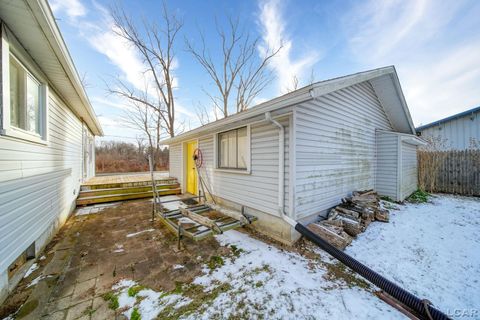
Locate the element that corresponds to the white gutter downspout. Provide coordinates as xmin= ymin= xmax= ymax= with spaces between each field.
xmin=265 ymin=112 xmax=297 ymax=227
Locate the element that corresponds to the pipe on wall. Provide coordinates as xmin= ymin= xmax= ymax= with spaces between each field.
xmin=264 ymin=112 xmax=297 ymax=228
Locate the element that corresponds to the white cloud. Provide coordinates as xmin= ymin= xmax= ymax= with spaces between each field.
xmin=49 ymin=0 xmax=86 ymax=19
xmin=54 ymin=1 xmax=195 ymax=137
xmin=343 ymin=0 xmax=480 ymax=126
xmin=258 ymin=0 xmax=321 ymax=93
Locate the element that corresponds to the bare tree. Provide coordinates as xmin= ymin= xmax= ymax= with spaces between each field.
xmin=108 ymin=2 xmax=182 ymax=137
xmin=120 ymin=102 xmax=164 ymax=170
xmin=186 ymin=17 xmax=281 ymax=120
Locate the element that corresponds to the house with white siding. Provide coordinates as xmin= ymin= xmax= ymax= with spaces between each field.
xmin=162 ymin=66 xmax=423 ymax=244
xmin=0 ymin=0 xmax=102 ymax=302
xmin=416 ymin=105 xmax=480 ymax=150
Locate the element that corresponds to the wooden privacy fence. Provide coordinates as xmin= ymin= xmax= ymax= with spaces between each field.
xmin=418 ymin=150 xmax=480 ymax=196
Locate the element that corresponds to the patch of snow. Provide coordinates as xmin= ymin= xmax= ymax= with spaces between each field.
xmin=23 ymin=263 xmax=38 ymax=278
xmin=39 ymin=255 xmax=46 ymax=261
xmin=155 ymin=195 xmax=184 ymax=211
xmin=173 ymin=264 xmax=184 ymax=270
xmin=75 ymin=202 xmax=119 ymax=216
xmin=346 ymin=194 xmax=480 ymax=318
xmin=126 ymin=229 xmax=155 ymax=238
xmin=187 ymin=230 xmax=398 ymax=320
xmin=27 ymin=275 xmax=53 ymax=288
xmin=112 ymin=279 xmax=192 ymax=320
xmin=177 ymin=217 xmax=199 ymax=225
xmin=113 ymin=249 xmax=125 ymax=253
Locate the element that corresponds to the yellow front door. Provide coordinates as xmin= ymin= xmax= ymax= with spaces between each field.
xmin=186 ymin=141 xmax=198 ymax=195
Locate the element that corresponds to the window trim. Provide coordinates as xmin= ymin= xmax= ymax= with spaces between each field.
xmin=1 ymin=24 xmax=48 ymax=145
xmin=214 ymin=124 xmax=251 ymax=174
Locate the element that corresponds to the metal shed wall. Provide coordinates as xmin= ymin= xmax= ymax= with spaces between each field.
xmin=294 ymin=81 xmax=393 ymax=220
xmin=418 ymin=111 xmax=480 ymax=150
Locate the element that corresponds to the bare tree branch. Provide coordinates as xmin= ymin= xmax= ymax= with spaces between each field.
xmin=186 ymin=16 xmax=282 ymax=122
xmin=109 ymin=2 xmax=182 ymax=137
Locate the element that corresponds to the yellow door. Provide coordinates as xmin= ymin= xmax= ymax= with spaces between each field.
xmin=186 ymin=141 xmax=198 ymax=195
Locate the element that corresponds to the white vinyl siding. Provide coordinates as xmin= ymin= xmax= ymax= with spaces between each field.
xmin=400 ymin=142 xmax=418 ymax=199
xmin=375 ymin=131 xmax=398 ymax=200
xmin=170 ymin=117 xmax=291 ymax=216
xmin=169 ymin=143 xmax=183 ymax=186
xmin=0 ymin=90 xmax=93 ymax=274
xmin=295 ymin=81 xmax=393 ymax=219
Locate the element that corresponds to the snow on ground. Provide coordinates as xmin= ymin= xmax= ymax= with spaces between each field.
xmin=347 ymin=194 xmax=480 ymax=317
xmin=155 ymin=195 xmax=187 ymax=211
xmin=109 ymin=194 xmax=479 ymax=319
xmin=23 ymin=263 xmax=38 ymax=278
xmin=126 ymin=229 xmax=155 ymax=238
xmin=75 ymin=202 xmax=120 ymax=216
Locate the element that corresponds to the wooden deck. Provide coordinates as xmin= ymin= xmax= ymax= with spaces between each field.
xmin=82 ymin=171 xmax=170 ymax=186
xmin=77 ymin=172 xmax=180 ymax=206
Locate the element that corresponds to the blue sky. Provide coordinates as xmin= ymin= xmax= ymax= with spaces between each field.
xmin=50 ymin=0 xmax=480 ymax=142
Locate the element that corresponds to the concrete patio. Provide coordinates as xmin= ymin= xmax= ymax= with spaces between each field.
xmin=0 ymin=199 xmax=227 ymax=320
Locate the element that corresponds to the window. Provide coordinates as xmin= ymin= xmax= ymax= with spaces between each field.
xmin=9 ymin=55 xmax=42 ymax=135
xmin=218 ymin=127 xmax=248 ymax=170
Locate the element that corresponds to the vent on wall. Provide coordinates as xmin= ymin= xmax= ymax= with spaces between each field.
xmin=7 ymin=242 xmax=35 ymax=279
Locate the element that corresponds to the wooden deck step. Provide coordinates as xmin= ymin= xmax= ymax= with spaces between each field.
xmin=80 ymin=178 xmax=178 ymax=191
xmin=76 ymin=188 xmax=181 ymax=206
xmin=79 ymin=183 xmax=180 ymax=198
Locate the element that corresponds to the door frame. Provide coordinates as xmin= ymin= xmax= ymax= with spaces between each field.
xmin=183 ymin=139 xmax=199 ymax=195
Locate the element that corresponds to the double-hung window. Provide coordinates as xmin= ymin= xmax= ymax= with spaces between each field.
xmin=217 ymin=126 xmax=248 ymax=170
xmin=9 ymin=55 xmax=42 ymax=135
xmin=1 ymin=25 xmax=47 ymax=143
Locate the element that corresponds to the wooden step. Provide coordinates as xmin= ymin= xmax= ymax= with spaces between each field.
xmin=79 ymin=183 xmax=180 ymax=198
xmin=76 ymin=188 xmax=181 ymax=206
xmin=80 ymin=178 xmax=178 ymax=191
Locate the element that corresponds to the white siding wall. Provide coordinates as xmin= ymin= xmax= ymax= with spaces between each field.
xmin=375 ymin=131 xmax=398 ymax=200
xmin=169 ymin=143 xmax=183 ymax=186
xmin=295 ymin=81 xmax=393 ymax=219
xmin=0 ymin=91 xmax=90 ymax=278
xmin=168 ymin=117 xmax=291 ymax=217
xmin=198 ymin=119 xmax=290 ymax=216
xmin=400 ymin=141 xmax=418 ymax=199
xmin=419 ymin=111 xmax=480 ymax=150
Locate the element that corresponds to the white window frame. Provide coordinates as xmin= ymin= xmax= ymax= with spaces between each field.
xmin=1 ymin=24 xmax=48 ymax=144
xmin=213 ymin=124 xmax=251 ymax=174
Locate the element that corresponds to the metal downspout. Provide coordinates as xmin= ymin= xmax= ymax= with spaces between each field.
xmin=264 ymin=112 xmax=297 ymax=227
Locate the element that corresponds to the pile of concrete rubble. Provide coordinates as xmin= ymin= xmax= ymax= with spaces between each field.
xmin=307 ymin=190 xmax=390 ymax=250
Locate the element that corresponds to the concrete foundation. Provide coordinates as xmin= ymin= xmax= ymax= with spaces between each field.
xmin=0 ymin=200 xmax=76 ymax=305
xmin=211 ymin=196 xmax=301 ymax=245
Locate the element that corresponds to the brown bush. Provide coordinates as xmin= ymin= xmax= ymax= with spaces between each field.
xmin=95 ymin=140 xmax=168 ymax=173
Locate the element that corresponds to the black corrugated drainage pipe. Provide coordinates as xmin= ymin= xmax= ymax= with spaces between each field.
xmin=295 ymin=223 xmax=450 ymax=320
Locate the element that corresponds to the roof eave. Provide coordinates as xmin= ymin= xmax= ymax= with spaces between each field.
xmin=28 ymin=0 xmax=103 ymax=136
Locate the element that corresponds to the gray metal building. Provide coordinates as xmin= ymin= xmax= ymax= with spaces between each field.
xmin=416 ymin=106 xmax=480 ymax=150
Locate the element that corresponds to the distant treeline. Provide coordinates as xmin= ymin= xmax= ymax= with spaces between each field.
xmin=95 ymin=140 xmax=168 ymax=173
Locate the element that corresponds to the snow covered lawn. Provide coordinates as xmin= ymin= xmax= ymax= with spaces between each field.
xmin=108 ymin=194 xmax=480 ymax=319
xmin=347 ymin=194 xmax=480 ymax=318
